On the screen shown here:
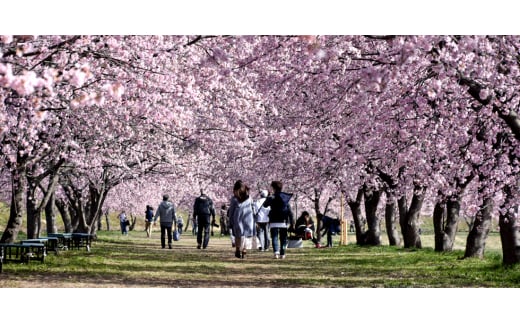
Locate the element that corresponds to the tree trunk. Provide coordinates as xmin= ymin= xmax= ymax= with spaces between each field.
xmin=312 ymin=188 xmax=334 ymax=244
xmin=375 ymin=168 xmax=402 ymax=246
xmin=437 ymin=174 xmax=473 ymax=251
xmin=384 ymin=194 xmax=400 ymax=246
xmin=0 ymin=168 xmax=26 ymax=243
xmin=26 ymin=167 xmax=62 ymax=238
xmin=433 ymin=201 xmax=446 ymax=252
xmin=398 ymin=194 xmax=407 ymax=236
xmin=26 ymin=196 xmax=40 ymax=239
xmin=97 ymin=215 xmax=103 ymax=231
xmin=399 ymin=186 xmax=425 ymax=249
xmin=499 ymin=207 xmax=520 ymax=266
xmin=63 ymin=185 xmax=89 ymax=234
xmin=443 ymin=199 xmax=461 ymax=251
xmin=55 ymin=198 xmax=73 ymax=233
xmin=26 ymin=177 xmax=40 ymax=239
xmin=464 ymin=197 xmax=493 ymax=259
xmin=74 ymin=208 xmax=90 ymax=234
xmin=347 ymin=188 xmax=365 ymax=245
xmin=45 ymin=191 xmax=58 ymax=235
xmin=314 ymin=188 xmax=322 ymax=242
xmin=61 ymin=183 xmax=108 ymax=235
xmin=70 ymin=207 xmax=80 ymax=232
xmin=86 ymin=184 xmax=108 ymax=236
xmin=433 ymin=197 xmax=461 ymax=252
xmin=129 ymin=214 xmax=137 ymax=231
xmin=293 ymin=194 xmax=298 ymax=224
xmin=363 ymin=186 xmax=381 ymax=246
xmin=464 ymin=216 xmax=475 ymax=232
xmin=499 ymin=186 xmax=520 ymax=265
xmin=105 ymin=209 xmax=111 ymax=231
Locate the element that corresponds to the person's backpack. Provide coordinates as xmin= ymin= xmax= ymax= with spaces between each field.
xmin=274 ymin=192 xmax=293 ymax=222
xmin=194 ymin=196 xmax=211 ymax=215
xmin=279 ymin=192 xmax=292 ymax=213
xmin=145 ymin=209 xmax=153 ymax=221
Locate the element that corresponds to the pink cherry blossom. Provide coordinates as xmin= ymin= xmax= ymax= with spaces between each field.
xmin=0 ymin=36 xmax=518 ymax=261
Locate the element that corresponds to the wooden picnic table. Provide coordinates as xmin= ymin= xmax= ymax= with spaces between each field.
xmin=0 ymin=243 xmax=46 ymax=264
xmin=21 ymin=237 xmax=59 ymax=255
xmin=71 ymin=233 xmax=93 ymax=252
xmin=47 ymin=233 xmax=73 ymax=250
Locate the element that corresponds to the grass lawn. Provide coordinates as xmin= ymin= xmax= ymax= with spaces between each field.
xmin=1 ymin=224 xmax=518 ymax=288
xmin=1 ymin=216 xmax=518 ymax=323
xmin=1 ymin=204 xmax=518 ymax=288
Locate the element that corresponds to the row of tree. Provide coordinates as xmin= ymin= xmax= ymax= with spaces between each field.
xmin=1 ymin=35 xmax=519 ymax=264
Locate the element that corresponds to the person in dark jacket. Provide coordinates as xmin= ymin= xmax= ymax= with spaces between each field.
xmin=295 ymin=211 xmax=321 ymax=248
xmin=153 ymin=194 xmax=177 ymax=249
xmin=262 ymin=180 xmax=295 ymax=259
xmin=144 ymin=205 xmax=154 ymax=238
xmin=318 ymin=213 xmax=340 ymax=248
xmin=193 ymin=189 xmax=216 ymax=249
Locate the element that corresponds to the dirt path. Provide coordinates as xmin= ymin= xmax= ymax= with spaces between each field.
xmin=0 ymin=231 xmax=322 ymax=288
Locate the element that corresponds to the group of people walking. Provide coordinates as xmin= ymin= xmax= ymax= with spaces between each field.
xmin=141 ymin=190 xmax=217 ymax=250
xmin=227 ymin=180 xmax=299 ymax=259
xmin=123 ymin=179 xmax=331 ymax=260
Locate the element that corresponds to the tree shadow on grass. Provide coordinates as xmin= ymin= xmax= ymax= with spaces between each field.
xmin=1 ymin=233 xmax=517 ymax=288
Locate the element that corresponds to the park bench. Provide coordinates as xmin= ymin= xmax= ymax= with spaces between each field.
xmin=21 ymin=237 xmax=60 ymax=255
xmin=47 ymin=233 xmax=73 ymax=250
xmin=46 ymin=233 xmax=93 ymax=252
xmin=0 ymin=243 xmax=46 ymax=265
xmin=71 ymin=233 xmax=93 ymax=252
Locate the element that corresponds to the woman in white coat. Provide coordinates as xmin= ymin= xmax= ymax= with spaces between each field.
xmin=229 ymin=180 xmax=255 ymax=259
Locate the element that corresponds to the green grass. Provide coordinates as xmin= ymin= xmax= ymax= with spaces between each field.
xmin=1 ymin=228 xmax=518 ymax=288
xmin=1 ymin=203 xmax=517 ymax=287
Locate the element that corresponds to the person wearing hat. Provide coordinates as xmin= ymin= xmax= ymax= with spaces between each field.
xmin=254 ymin=189 xmax=271 ymax=251
xmin=153 ymin=194 xmax=177 ymax=249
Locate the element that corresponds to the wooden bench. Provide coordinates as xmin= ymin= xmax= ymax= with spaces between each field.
xmin=0 ymin=243 xmax=46 ymax=264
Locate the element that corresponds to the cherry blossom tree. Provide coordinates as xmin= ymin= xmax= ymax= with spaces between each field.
xmin=1 ymin=35 xmax=518 ymax=265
